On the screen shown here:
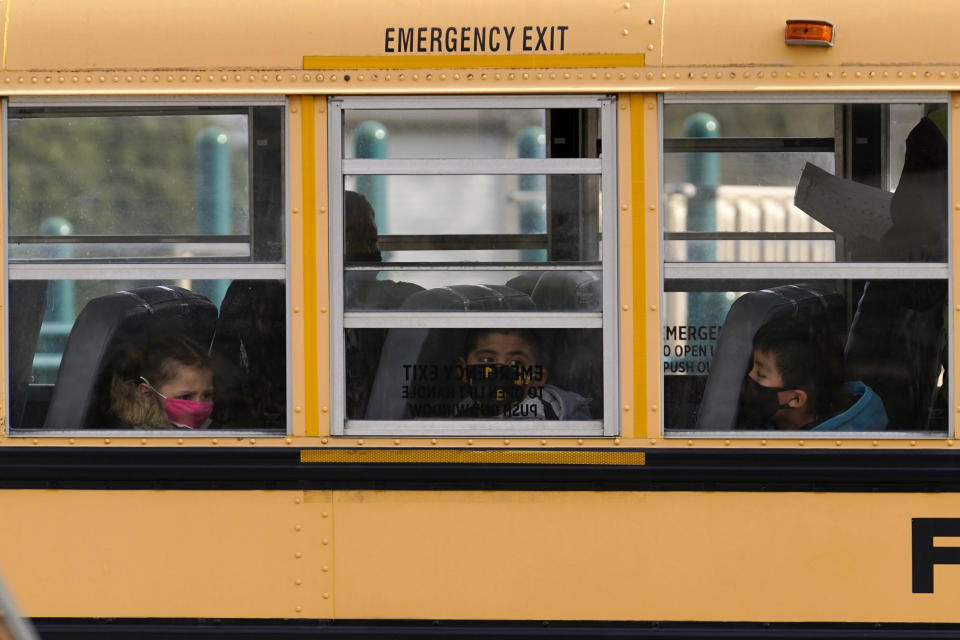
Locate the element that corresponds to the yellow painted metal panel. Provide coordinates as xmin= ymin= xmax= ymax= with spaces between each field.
xmin=641 ymin=94 xmax=660 ymax=439
xmin=333 ymin=490 xmax=960 ymax=622
xmin=661 ymin=0 xmax=960 ymax=68
xmin=631 ymin=93 xmax=649 ymax=438
xmin=617 ymin=95 xmax=636 ymax=438
xmin=0 ymin=490 xmax=333 ymax=619
xmin=297 ymin=97 xmax=321 ymax=437
xmin=621 ymin=93 xmax=660 ymax=439
xmin=4 ymin=0 xmax=659 ymax=71
xmin=7 ymin=0 xmax=960 ymax=75
xmin=300 ymin=448 xmax=645 ymax=465
xmin=3 ymin=489 xmax=960 ymax=621
xmin=289 ymin=98 xmax=307 ymax=438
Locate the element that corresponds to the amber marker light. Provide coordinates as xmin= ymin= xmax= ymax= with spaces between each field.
xmin=785 ymin=20 xmax=834 ymax=46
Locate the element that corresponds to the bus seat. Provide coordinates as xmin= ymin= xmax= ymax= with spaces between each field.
xmin=343 ymin=276 xmax=424 ymax=419
xmin=694 ymin=284 xmax=844 ymax=431
xmin=8 ymin=281 xmax=48 ymax=428
xmin=364 ymin=285 xmax=535 ymax=419
xmin=209 ymin=280 xmax=286 ymax=429
xmin=844 ymin=281 xmax=947 ymax=431
xmin=42 ymin=286 xmax=217 ymax=430
xmin=507 ymin=271 xmax=603 ymax=415
xmin=506 ymin=271 xmax=602 ymax=311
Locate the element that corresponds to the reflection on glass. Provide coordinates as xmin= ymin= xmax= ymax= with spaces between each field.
xmin=349 ymin=328 xmax=602 ymax=421
xmin=345 ymin=270 xmax=602 ymax=312
xmin=663 ymin=102 xmax=947 ymax=263
xmin=663 ymin=240 xmax=836 ymax=263
xmin=9 ymin=242 xmax=251 ymax=261
xmin=8 ymin=279 xmax=286 ymax=431
xmin=9 ymin=112 xmax=250 ymax=236
xmin=663 ymin=104 xmax=835 ymax=138
xmin=663 ymin=280 xmax=947 ymax=434
xmin=343 ymin=175 xmax=600 ymax=263
xmin=344 ymin=108 xmax=571 ymax=159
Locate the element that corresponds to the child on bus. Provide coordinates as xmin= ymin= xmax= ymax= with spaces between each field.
xmin=453 ymin=328 xmax=591 ymax=420
xmin=739 ymin=316 xmax=887 ymax=431
xmin=106 ymin=335 xmax=215 ymax=429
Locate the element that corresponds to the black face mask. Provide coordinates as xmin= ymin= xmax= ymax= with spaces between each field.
xmin=738 ymin=376 xmax=791 ymax=428
xmin=463 ymin=364 xmax=529 ymax=417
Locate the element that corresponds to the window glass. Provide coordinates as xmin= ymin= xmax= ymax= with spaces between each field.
xmin=663 ymin=99 xmax=949 ymax=435
xmin=663 ymin=101 xmax=947 ymax=264
xmin=664 ymin=103 xmax=835 ymax=138
xmin=334 ymin=97 xmax=614 ymax=436
xmin=344 ymin=174 xmax=599 ymax=250
xmin=348 ymin=327 xmax=601 ymax=422
xmin=344 ymin=108 xmax=557 ymax=159
xmin=663 ymin=279 xmax=947 ymax=433
xmin=345 ymin=270 xmax=601 ymax=311
xmin=7 ymin=104 xmax=286 ymax=432
xmin=8 ymin=106 xmax=284 ymax=263
xmin=9 ymin=279 xmax=286 ymax=431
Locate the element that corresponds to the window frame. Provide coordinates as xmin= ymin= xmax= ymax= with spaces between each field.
xmin=659 ymin=91 xmax=953 ymax=439
xmin=328 ymin=94 xmax=620 ymax=437
xmin=3 ymin=95 xmax=292 ymax=436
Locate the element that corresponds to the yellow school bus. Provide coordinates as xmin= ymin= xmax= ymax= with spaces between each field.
xmin=1 ymin=0 xmax=960 ymax=637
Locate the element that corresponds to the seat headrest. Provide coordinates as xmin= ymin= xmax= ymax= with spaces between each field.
xmin=507 ymin=271 xmax=602 ymax=311
xmin=400 ymin=284 xmax=536 ymax=311
xmin=42 ymin=286 xmax=217 ymax=429
xmin=364 ymin=284 xmax=535 ymax=419
xmin=693 ymin=283 xmax=843 ymax=431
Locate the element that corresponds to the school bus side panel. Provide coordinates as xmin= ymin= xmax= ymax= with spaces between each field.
xmin=333 ymin=490 xmax=960 ymax=623
xmin=0 ymin=490 xmax=332 ymax=619
xmin=662 ymin=0 xmax=960 ymax=68
xmin=3 ymin=0 xmax=659 ymax=71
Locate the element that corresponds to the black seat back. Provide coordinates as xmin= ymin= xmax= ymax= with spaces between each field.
xmin=507 ymin=271 xmax=603 ymax=416
xmin=365 ymin=285 xmax=536 ymax=419
xmin=8 ymin=281 xmax=48 ymax=428
xmin=694 ymin=284 xmax=844 ymax=430
xmin=42 ymin=286 xmax=216 ymax=429
xmin=844 ymin=281 xmax=946 ymax=430
xmin=209 ymin=280 xmax=286 ymax=429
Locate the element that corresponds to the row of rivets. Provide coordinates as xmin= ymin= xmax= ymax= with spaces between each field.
xmin=56 ymin=436 xmax=298 ymax=445
xmin=26 ymin=437 xmax=958 ymax=447
xmin=4 ymin=65 xmax=960 ymax=84
xmin=0 ymin=70 xmax=665 ymax=86
xmin=5 ymin=67 xmax=960 ymax=91
xmin=294 ymin=495 xmax=303 ymax=615
xmin=643 ymin=69 xmax=960 ymax=81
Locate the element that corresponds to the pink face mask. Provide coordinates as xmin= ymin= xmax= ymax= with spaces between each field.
xmin=141 ymin=377 xmax=214 ymax=429
xmin=162 ymin=397 xmax=214 ymax=429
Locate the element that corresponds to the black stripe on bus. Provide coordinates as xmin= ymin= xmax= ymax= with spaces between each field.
xmin=0 ymin=448 xmax=959 ymax=491
xmin=29 ymin=617 xmax=960 ymax=639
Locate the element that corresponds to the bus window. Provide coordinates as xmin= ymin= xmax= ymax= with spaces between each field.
xmin=662 ymin=98 xmax=948 ymax=435
xmin=330 ymin=96 xmax=617 ymax=436
xmin=6 ymin=102 xmax=286 ymax=432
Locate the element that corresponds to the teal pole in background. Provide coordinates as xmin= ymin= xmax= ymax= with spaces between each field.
xmin=35 ymin=216 xmax=74 ymax=382
xmin=195 ymin=126 xmax=231 ymax=306
xmin=683 ymin=113 xmax=726 ymax=328
xmin=353 ymin=121 xmax=389 ymax=233
xmin=39 ymin=216 xmax=74 ymax=323
xmin=517 ymin=125 xmax=547 ymax=262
